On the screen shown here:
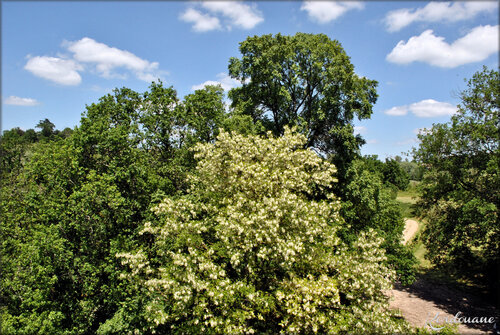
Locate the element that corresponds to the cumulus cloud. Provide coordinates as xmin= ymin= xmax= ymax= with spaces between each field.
xmin=410 ymin=100 xmax=457 ymax=117
xmin=24 ymin=56 xmax=82 ymax=85
xmin=4 ymin=96 xmax=40 ymax=106
xmin=385 ymin=1 xmax=498 ymax=32
xmin=301 ymin=1 xmax=364 ymax=24
xmin=191 ymin=73 xmax=240 ymax=91
xmin=180 ymin=1 xmax=263 ymax=32
xmin=65 ymin=37 xmax=161 ymax=82
xmin=179 ymin=8 xmax=221 ymax=32
xmin=386 ymin=25 xmax=499 ymax=68
xmin=384 ymin=105 xmax=408 ymax=116
xmin=202 ymin=1 xmax=263 ymax=29
xmin=385 ymin=99 xmax=457 ymax=118
xmin=24 ymin=38 xmax=164 ymax=85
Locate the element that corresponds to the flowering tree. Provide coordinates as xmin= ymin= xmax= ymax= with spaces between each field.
xmin=115 ymin=129 xmax=407 ymax=334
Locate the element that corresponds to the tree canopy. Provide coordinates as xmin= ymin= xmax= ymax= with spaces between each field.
xmin=228 ymin=33 xmax=378 ymax=173
xmin=414 ymin=66 xmax=499 ymax=296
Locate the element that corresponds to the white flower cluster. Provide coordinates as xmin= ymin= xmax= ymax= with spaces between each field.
xmin=118 ymin=129 xmax=408 ymax=333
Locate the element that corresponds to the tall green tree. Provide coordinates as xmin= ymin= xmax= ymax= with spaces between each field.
xmin=228 ymin=32 xmax=378 ymax=175
xmin=414 ymin=67 xmax=499 ymax=297
xmin=182 ymin=85 xmax=226 ymax=144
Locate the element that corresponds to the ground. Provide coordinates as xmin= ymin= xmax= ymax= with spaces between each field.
xmin=389 ymin=188 xmax=498 ymax=334
xmin=402 ymin=219 xmax=418 ymax=245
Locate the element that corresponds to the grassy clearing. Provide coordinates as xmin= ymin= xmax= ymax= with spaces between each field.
xmin=397 ymin=181 xmax=420 ymax=218
xmin=397 ymin=181 xmax=419 ymax=203
xmin=399 ymin=201 xmax=417 ymax=219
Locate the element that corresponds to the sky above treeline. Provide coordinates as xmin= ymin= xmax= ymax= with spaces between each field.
xmin=2 ymin=1 xmax=498 ymax=159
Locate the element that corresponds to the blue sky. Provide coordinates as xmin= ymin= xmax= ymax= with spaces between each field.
xmin=2 ymin=1 xmax=498 ymax=159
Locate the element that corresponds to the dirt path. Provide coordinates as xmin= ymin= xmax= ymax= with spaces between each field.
xmin=389 ymin=280 xmax=495 ymax=334
xmin=402 ymin=219 xmax=419 ymax=245
xmin=389 ymin=218 xmax=497 ymax=334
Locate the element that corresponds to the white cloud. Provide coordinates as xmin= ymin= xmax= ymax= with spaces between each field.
xmin=180 ymin=1 xmax=263 ymax=32
xmin=4 ymin=96 xmax=40 ymax=106
xmin=366 ymin=139 xmax=378 ymax=144
xmin=201 ymin=1 xmax=263 ymax=29
xmin=191 ymin=73 xmax=240 ymax=91
xmin=385 ymin=99 xmax=457 ymax=118
xmin=24 ymin=56 xmax=82 ymax=85
xmin=65 ymin=37 xmax=161 ymax=82
xmin=409 ymin=99 xmax=457 ymax=118
xmin=24 ymin=38 xmax=164 ymax=85
xmin=384 ymin=105 xmax=409 ymax=116
xmin=386 ymin=25 xmax=499 ymax=68
xmin=179 ymin=8 xmax=221 ymax=32
xmin=353 ymin=126 xmax=366 ymax=135
xmin=385 ymin=1 xmax=498 ymax=32
xmin=301 ymin=1 xmax=364 ymax=24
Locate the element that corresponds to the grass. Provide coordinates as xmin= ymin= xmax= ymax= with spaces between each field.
xmin=396 ymin=181 xmax=420 ymax=218
xmin=412 ymin=239 xmax=432 ymax=269
xmin=399 ymin=201 xmax=417 ymax=219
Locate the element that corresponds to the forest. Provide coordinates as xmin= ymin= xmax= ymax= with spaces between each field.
xmin=1 ymin=33 xmax=498 ymax=334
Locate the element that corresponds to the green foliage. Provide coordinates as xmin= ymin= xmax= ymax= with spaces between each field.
xmin=181 ymin=85 xmax=226 ymax=143
xmin=116 ymin=129 xmax=408 ymax=334
xmin=36 ymin=119 xmax=56 ymax=139
xmin=383 ymin=159 xmax=410 ymax=191
xmin=228 ymin=32 xmax=378 ymax=175
xmin=1 ymin=82 xmax=200 ymax=334
xmin=340 ymin=159 xmax=416 ymax=285
xmin=0 ymin=128 xmax=31 ymax=178
xmin=0 ymin=121 xmax=74 ymax=182
xmin=0 ymin=128 xmax=144 ymax=333
xmin=359 ymin=155 xmax=411 ymax=190
xmin=414 ymin=67 xmax=499 ymax=296
xmin=1 ymin=34 xmax=431 ymax=333
xmin=399 ymin=160 xmax=424 ymax=181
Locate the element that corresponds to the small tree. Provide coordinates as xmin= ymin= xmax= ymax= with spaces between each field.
xmin=115 ymin=129 xmax=407 ymax=334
